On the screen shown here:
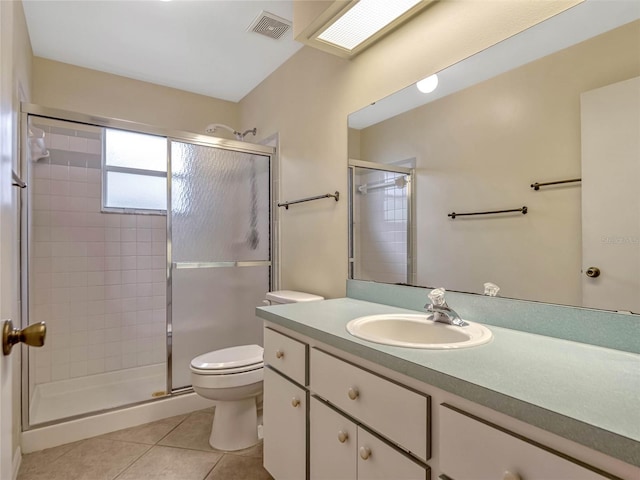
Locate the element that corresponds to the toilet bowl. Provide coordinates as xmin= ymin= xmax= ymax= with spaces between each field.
xmin=190 ymin=344 xmax=264 ymax=451
xmin=190 ymin=290 xmax=324 ymax=451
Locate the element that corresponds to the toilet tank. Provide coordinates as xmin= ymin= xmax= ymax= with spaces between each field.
xmin=264 ymin=290 xmax=324 ymax=305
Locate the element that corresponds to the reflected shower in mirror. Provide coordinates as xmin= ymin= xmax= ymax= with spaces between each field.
xmin=348 ymin=1 xmax=640 ymax=312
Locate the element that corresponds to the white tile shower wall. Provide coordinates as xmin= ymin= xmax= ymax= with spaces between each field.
xmin=354 ymin=170 xmax=408 ymax=284
xmin=30 ymin=124 xmax=166 ymax=386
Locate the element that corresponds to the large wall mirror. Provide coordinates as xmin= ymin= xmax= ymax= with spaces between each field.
xmin=348 ymin=1 xmax=640 ymax=313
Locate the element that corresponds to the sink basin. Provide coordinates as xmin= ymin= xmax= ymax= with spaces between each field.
xmin=346 ymin=314 xmax=493 ymax=349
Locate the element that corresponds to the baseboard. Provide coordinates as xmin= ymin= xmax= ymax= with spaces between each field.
xmin=12 ymin=446 xmax=21 ymax=480
xmin=21 ymin=392 xmax=214 ymax=453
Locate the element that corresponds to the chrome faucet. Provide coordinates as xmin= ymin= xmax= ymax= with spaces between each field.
xmin=424 ymin=288 xmax=468 ymax=327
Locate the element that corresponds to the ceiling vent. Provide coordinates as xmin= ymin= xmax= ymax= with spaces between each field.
xmin=248 ymin=11 xmax=291 ymax=40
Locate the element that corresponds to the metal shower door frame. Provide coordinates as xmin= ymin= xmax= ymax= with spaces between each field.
xmin=348 ymin=158 xmax=415 ymax=285
xmin=19 ymin=103 xmax=276 ymax=429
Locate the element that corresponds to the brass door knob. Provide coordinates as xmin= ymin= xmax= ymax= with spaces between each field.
xmin=291 ymin=397 xmax=300 ymax=407
xmin=2 ymin=320 xmax=46 ymax=355
xmin=337 ymin=430 xmax=349 ymax=443
xmin=586 ymin=267 xmax=601 ymax=278
xmin=348 ymin=387 xmax=359 ymax=400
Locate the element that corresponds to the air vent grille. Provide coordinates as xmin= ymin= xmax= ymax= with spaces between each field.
xmin=249 ymin=11 xmax=291 ymax=40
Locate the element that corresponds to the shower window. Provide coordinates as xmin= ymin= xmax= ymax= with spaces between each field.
xmin=103 ymin=128 xmax=167 ymax=212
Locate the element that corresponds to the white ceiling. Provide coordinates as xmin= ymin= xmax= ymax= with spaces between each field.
xmin=22 ymin=0 xmax=304 ymax=102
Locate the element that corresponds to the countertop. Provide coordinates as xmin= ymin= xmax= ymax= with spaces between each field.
xmin=256 ymin=297 xmax=640 ymax=467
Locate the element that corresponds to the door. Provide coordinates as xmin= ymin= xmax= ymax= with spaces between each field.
xmin=169 ymin=140 xmax=271 ymax=390
xmin=0 ymin=2 xmax=17 ymax=476
xmin=263 ymin=367 xmax=306 ymax=480
xmin=581 ymin=77 xmax=640 ymax=312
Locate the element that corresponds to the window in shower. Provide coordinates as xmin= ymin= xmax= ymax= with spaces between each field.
xmin=103 ymin=129 xmax=167 ymax=212
xmin=349 ymin=159 xmax=415 ymax=285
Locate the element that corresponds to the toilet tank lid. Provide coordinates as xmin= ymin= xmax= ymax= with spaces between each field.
xmin=191 ymin=345 xmax=264 ymax=370
xmin=266 ymin=290 xmax=324 ymax=304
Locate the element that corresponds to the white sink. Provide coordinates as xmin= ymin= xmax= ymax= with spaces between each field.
xmin=346 ymin=314 xmax=493 ymax=349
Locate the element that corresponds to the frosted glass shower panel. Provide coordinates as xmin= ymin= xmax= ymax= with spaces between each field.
xmin=169 ymin=141 xmax=271 ymax=390
xmin=171 ymin=266 xmax=269 ymax=389
xmin=171 ymin=142 xmax=270 ymax=262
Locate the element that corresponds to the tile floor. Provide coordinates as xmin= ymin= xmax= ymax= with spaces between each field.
xmin=18 ymin=408 xmax=273 ymax=480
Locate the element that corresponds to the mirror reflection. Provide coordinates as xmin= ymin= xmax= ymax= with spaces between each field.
xmin=348 ymin=2 xmax=640 ymax=312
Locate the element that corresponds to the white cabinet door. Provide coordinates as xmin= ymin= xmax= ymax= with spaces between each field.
xmin=310 ymin=397 xmax=357 ymax=480
xmin=263 ymin=367 xmax=306 ymax=480
xmin=440 ymin=405 xmax=608 ymax=480
xmin=357 ymin=428 xmax=427 ymax=480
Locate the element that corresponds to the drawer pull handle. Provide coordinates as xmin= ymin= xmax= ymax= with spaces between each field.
xmin=291 ymin=397 xmax=300 ymax=408
xmin=359 ymin=446 xmax=371 ymax=460
xmin=502 ymin=472 xmax=521 ymax=480
xmin=348 ymin=387 xmax=359 ymax=400
xmin=337 ymin=430 xmax=349 ymax=443
xmin=275 ymin=349 xmax=284 ymax=359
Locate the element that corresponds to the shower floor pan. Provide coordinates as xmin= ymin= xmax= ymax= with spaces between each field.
xmin=30 ymin=363 xmax=166 ymax=425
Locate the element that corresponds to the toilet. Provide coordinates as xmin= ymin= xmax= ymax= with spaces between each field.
xmin=190 ymin=290 xmax=323 ymax=451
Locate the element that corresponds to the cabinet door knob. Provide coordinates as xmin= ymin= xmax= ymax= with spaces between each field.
xmin=502 ymin=471 xmax=521 ymax=480
xmin=359 ymin=446 xmax=371 ymax=460
xmin=275 ymin=349 xmax=284 ymax=359
xmin=291 ymin=397 xmax=300 ymax=408
xmin=337 ymin=430 xmax=349 ymax=443
xmin=347 ymin=386 xmax=359 ymax=400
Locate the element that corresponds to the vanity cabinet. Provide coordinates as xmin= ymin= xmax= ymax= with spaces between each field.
xmin=310 ymin=397 xmax=429 ymax=480
xmin=263 ymin=328 xmax=308 ymax=480
xmin=262 ymin=323 xmax=632 ymax=480
xmin=439 ymin=404 xmax=608 ymax=480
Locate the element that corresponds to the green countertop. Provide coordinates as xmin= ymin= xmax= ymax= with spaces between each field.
xmin=257 ymin=298 xmax=640 ymax=467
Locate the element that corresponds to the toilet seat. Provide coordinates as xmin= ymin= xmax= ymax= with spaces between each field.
xmin=190 ymin=344 xmax=264 ymax=375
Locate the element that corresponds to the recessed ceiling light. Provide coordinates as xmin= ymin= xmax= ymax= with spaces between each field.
xmin=317 ymin=0 xmax=423 ymax=52
xmin=417 ymin=74 xmax=439 ymax=93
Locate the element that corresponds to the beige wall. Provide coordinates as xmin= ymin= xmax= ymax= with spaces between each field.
xmin=1 ymin=0 xmax=32 ymax=469
xmin=356 ymin=22 xmax=640 ymax=306
xmin=240 ymin=0 xmax=580 ymax=299
xmin=32 ymin=58 xmax=240 ymax=138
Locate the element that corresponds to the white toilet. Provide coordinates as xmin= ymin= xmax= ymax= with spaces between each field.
xmin=190 ymin=290 xmax=323 ymax=451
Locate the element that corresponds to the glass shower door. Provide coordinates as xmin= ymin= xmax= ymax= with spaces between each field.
xmin=169 ymin=141 xmax=271 ymax=390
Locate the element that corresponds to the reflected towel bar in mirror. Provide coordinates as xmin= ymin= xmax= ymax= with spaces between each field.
xmin=278 ymin=191 xmax=339 ymax=210
xmin=448 ymin=206 xmax=527 ymax=219
xmin=531 ymin=178 xmax=581 ymax=190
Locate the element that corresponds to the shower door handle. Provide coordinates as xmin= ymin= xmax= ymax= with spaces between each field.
xmin=2 ymin=319 xmax=46 ymax=355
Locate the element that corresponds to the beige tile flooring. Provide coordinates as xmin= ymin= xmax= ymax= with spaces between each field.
xmin=18 ymin=408 xmax=273 ymax=480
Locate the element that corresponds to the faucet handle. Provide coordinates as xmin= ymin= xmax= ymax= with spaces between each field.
xmin=427 ymin=288 xmax=447 ymax=306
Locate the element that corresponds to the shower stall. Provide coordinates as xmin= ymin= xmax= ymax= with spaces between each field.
xmin=20 ymin=105 xmax=274 ymax=430
xmin=349 ymin=159 xmax=415 ymax=285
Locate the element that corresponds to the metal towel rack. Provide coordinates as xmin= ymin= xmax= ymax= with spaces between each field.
xmin=530 ymin=178 xmax=581 ymax=190
xmin=448 ymin=206 xmax=527 ymax=219
xmin=12 ymin=171 xmax=26 ymax=189
xmin=278 ymin=191 xmax=339 ymax=210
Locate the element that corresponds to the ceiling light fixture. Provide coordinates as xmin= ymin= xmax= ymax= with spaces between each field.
xmin=296 ymin=0 xmax=434 ymax=58
xmin=417 ymin=74 xmax=438 ymax=93
xmin=317 ymin=0 xmax=422 ymax=51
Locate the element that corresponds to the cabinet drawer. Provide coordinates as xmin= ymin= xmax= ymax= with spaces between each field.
xmin=264 ymin=327 xmax=307 ymax=385
xmin=440 ymin=404 xmax=608 ymax=480
xmin=310 ymin=348 xmax=429 ymax=462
